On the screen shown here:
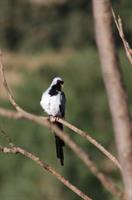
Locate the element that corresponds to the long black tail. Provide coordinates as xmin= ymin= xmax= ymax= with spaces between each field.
xmin=54 ymin=122 xmax=65 ymax=166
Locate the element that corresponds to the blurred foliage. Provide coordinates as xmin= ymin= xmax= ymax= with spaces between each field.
xmin=0 ymin=0 xmax=132 ymax=200
xmin=0 ymin=0 xmax=131 ymax=51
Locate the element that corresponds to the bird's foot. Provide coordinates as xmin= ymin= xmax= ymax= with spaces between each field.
xmin=49 ymin=115 xmax=59 ymax=122
xmin=49 ymin=115 xmax=55 ymax=122
xmin=55 ymin=116 xmax=60 ymax=121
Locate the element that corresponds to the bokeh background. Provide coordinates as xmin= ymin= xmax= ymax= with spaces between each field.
xmin=0 ymin=0 xmax=132 ymax=200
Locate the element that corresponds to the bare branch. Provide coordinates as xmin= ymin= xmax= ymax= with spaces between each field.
xmin=58 ymin=118 xmax=122 ymax=170
xmin=0 ymin=51 xmax=27 ymax=114
xmin=0 ymin=107 xmax=23 ymax=119
xmin=0 ymin=53 xmax=125 ymax=199
xmin=0 ymin=109 xmax=125 ymax=199
xmin=0 ymin=126 xmax=14 ymax=147
xmin=129 ymin=50 xmax=132 ymax=55
xmin=0 ymin=106 xmax=121 ymax=170
xmin=111 ymin=8 xmax=132 ymax=65
xmin=0 ymin=51 xmax=122 ymax=170
xmin=0 ymin=126 xmax=92 ymax=200
xmin=93 ymin=1 xmax=132 ymax=199
xmin=0 ymin=145 xmax=91 ymax=200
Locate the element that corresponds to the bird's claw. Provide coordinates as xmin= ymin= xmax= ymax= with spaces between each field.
xmin=49 ymin=115 xmax=55 ymax=122
xmin=49 ymin=115 xmax=59 ymax=122
xmin=55 ymin=116 xmax=60 ymax=121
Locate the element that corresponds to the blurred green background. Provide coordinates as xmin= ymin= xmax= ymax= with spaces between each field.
xmin=0 ymin=0 xmax=132 ymax=200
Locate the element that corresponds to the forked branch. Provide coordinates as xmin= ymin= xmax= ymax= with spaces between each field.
xmin=111 ymin=8 xmax=132 ymax=65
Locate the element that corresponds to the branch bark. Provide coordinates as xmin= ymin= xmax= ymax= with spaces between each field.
xmin=111 ymin=8 xmax=132 ymax=65
xmin=92 ymin=1 xmax=132 ymax=199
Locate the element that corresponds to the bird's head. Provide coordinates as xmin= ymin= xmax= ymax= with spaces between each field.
xmin=50 ymin=77 xmax=64 ymax=91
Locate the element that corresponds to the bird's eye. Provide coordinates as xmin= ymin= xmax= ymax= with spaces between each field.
xmin=57 ymin=80 xmax=64 ymax=84
xmin=60 ymin=80 xmax=64 ymax=84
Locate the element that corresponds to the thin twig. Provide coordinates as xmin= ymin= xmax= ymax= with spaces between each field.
xmin=58 ymin=118 xmax=122 ymax=170
xmin=0 ymin=51 xmax=27 ymax=113
xmin=111 ymin=8 xmax=132 ymax=65
xmin=0 ymin=125 xmax=14 ymax=147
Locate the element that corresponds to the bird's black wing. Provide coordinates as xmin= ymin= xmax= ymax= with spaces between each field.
xmin=60 ymin=91 xmax=66 ymax=118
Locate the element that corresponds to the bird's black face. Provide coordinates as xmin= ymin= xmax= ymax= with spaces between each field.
xmin=49 ymin=79 xmax=64 ymax=96
xmin=57 ymin=79 xmax=64 ymax=85
xmin=56 ymin=80 xmax=64 ymax=91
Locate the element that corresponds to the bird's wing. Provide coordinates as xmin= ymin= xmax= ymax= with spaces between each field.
xmin=59 ymin=91 xmax=66 ymax=118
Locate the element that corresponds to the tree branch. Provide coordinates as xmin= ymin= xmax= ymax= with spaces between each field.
xmin=0 ymin=52 xmax=125 ymax=199
xmin=0 ymin=51 xmax=24 ymax=112
xmin=58 ymin=118 xmax=122 ymax=170
xmin=0 ymin=52 xmax=122 ymax=170
xmin=0 ymin=106 xmax=121 ymax=171
xmin=0 ymin=107 xmax=125 ymax=199
xmin=93 ymin=1 xmax=132 ymax=199
xmin=0 ymin=127 xmax=91 ymax=200
xmin=111 ymin=8 xmax=132 ymax=65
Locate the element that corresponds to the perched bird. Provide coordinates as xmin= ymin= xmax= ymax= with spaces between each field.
xmin=40 ymin=77 xmax=66 ymax=166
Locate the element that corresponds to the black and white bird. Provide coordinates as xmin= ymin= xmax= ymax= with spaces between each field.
xmin=40 ymin=77 xmax=66 ymax=166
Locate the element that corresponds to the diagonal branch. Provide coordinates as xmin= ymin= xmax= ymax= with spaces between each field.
xmin=0 ymin=106 xmax=121 ymax=170
xmin=2 ymin=146 xmax=91 ymax=200
xmin=0 ymin=106 xmax=123 ymax=169
xmin=0 ymin=51 xmax=29 ymax=114
xmin=111 ymin=8 xmax=132 ymax=65
xmin=0 ymin=52 xmax=121 ymax=171
xmin=0 ymin=109 xmax=125 ymax=199
xmin=0 ymin=125 xmax=14 ymax=147
xmin=58 ymin=118 xmax=122 ymax=170
xmin=0 ymin=52 xmax=125 ymax=199
xmin=0 ymin=140 xmax=91 ymax=200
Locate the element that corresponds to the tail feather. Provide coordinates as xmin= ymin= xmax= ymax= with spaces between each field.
xmin=54 ymin=122 xmax=65 ymax=166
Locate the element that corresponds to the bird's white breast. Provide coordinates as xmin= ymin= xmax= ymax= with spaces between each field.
xmin=40 ymin=90 xmax=61 ymax=116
